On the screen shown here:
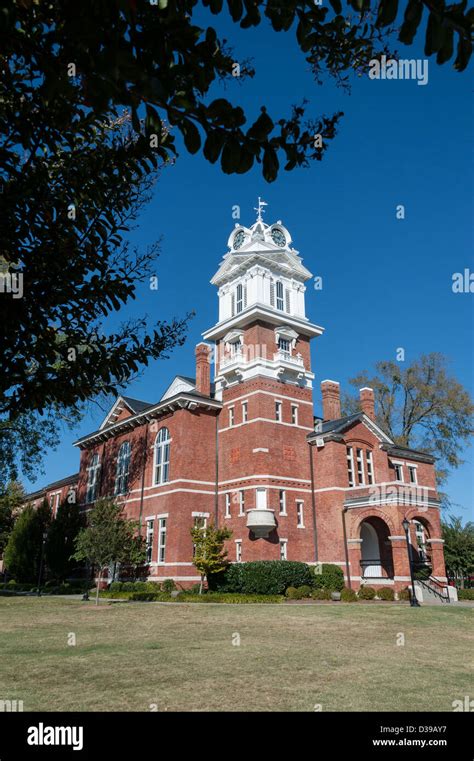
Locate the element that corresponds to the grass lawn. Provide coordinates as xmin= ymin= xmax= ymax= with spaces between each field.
xmin=0 ymin=597 xmax=471 ymax=712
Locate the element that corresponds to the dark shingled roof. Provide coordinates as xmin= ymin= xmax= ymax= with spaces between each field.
xmin=122 ymin=396 xmax=153 ymax=414
xmin=320 ymin=413 xmax=362 ymax=434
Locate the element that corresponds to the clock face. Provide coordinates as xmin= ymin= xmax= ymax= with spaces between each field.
xmin=271 ymin=228 xmax=286 ymax=247
xmin=233 ymin=230 xmax=246 ymax=250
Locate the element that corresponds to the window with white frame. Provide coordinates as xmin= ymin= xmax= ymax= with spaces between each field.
xmin=229 ymin=407 xmax=235 ymax=427
xmin=235 ymin=540 xmax=242 ymax=562
xmin=279 ymin=490 xmax=287 ymax=515
xmin=235 ymin=283 xmax=246 ymax=314
xmin=157 ymin=518 xmax=167 ymax=563
xmin=145 ymin=519 xmax=154 ymax=563
xmin=256 ymin=488 xmax=267 ymax=509
xmin=115 ymin=441 xmax=131 ymax=495
xmin=242 ymin=401 xmax=248 ymax=423
xmin=393 ymin=462 xmax=404 ymax=482
xmin=366 ymin=450 xmax=374 ymax=485
xmin=229 ymin=339 xmax=242 ymax=357
xmin=86 ymin=453 xmax=100 ymax=503
xmin=193 ymin=515 xmax=207 ymax=557
xmin=296 ymin=501 xmax=304 ymax=528
xmin=225 ymin=493 xmax=231 ymax=518
xmin=276 ymin=281 xmax=284 ymax=311
xmin=279 ymin=539 xmax=288 ymax=560
xmin=408 ymin=465 xmax=418 ymax=484
xmin=346 ymin=447 xmax=355 ymax=488
xmin=278 ymin=337 xmax=290 ymax=354
xmin=153 ymin=428 xmax=170 ymax=485
xmin=275 ymin=400 xmax=282 ymax=422
xmin=356 ymin=448 xmax=365 ymax=485
xmin=291 ymin=404 xmax=298 ymax=425
xmin=239 ymin=491 xmax=245 ymax=516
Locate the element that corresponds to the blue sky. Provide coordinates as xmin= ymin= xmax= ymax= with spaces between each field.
xmin=26 ymin=9 xmax=473 ymax=519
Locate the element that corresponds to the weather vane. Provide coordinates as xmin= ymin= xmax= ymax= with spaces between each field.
xmin=254 ymin=197 xmax=268 ymax=222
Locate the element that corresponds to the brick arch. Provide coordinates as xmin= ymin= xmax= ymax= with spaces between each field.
xmin=404 ymin=509 xmax=437 ymax=537
xmin=349 ymin=508 xmax=397 ymax=539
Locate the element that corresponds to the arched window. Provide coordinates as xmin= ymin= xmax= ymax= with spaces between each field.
xmin=154 ymin=428 xmax=170 ymax=485
xmin=86 ymin=453 xmax=100 ymax=503
xmin=115 ymin=441 xmax=131 ymax=495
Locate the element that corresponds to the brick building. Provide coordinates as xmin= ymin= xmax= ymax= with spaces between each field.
xmin=31 ymin=206 xmax=449 ymax=593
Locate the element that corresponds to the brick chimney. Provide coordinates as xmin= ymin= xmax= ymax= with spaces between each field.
xmin=360 ymin=387 xmax=375 ymax=420
xmin=195 ymin=343 xmax=212 ymax=397
xmin=321 ymin=380 xmax=341 ymax=421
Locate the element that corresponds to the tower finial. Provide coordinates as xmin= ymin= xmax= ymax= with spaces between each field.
xmin=254 ymin=197 xmax=268 ymax=223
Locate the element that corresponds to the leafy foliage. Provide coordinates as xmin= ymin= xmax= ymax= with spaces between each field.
xmin=45 ymin=500 xmax=87 ymax=581
xmin=72 ymin=498 xmax=146 ymax=604
xmin=210 ymin=560 xmax=313 ymax=594
xmin=442 ymin=517 xmax=474 ymax=582
xmin=0 ymin=480 xmax=26 ymax=555
xmin=190 ymin=522 xmax=232 ymax=592
xmin=312 ymin=562 xmax=345 ymax=591
xmin=3 ymin=501 xmax=51 ymax=583
xmin=343 ymin=353 xmax=474 ymax=488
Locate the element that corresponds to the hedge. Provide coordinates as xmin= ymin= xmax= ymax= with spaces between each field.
xmin=209 ymin=560 xmax=313 ymax=595
xmin=457 ymin=588 xmax=474 ymax=600
xmin=377 ymin=587 xmax=395 ymax=601
xmin=312 ymin=563 xmax=345 ymax=592
xmin=341 ymin=588 xmax=358 ymax=602
xmin=358 ymin=586 xmax=376 ymax=600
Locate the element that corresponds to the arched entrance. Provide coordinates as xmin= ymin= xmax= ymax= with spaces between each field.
xmin=359 ymin=517 xmax=394 ymax=581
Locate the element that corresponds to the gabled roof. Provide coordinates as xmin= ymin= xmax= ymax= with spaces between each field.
xmin=160 ymin=375 xmax=215 ymax=402
xmin=99 ymin=395 xmax=152 ymax=430
xmin=309 ymin=412 xmax=394 ymax=445
xmin=25 ymin=472 xmax=79 ymax=501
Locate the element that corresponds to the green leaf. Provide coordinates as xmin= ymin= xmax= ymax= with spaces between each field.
xmin=425 ymin=12 xmax=446 ymax=56
xmin=247 ymin=109 xmax=274 ymax=142
xmin=399 ymin=0 xmax=423 ymax=46
xmin=221 ymin=137 xmax=242 ymax=174
xmin=262 ymin=145 xmax=279 ymax=182
xmin=329 ymin=0 xmax=342 ymax=13
xmin=376 ymin=0 xmax=399 ymax=27
xmin=203 ymin=131 xmax=226 ymax=163
xmin=179 ymin=119 xmax=201 ymax=154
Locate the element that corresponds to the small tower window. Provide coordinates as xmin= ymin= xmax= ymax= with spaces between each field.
xmin=276 ymin=281 xmax=284 ymax=311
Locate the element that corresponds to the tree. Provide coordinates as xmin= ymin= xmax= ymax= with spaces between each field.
xmin=191 ymin=522 xmax=232 ymax=593
xmin=343 ymin=354 xmax=474 ymax=489
xmin=72 ymin=498 xmax=146 ymax=604
xmin=45 ymin=500 xmax=87 ymax=581
xmin=1 ymin=2 xmax=471 ymax=480
xmin=0 ymin=480 xmax=26 ymax=558
xmin=442 ymin=517 xmax=474 ymax=588
xmin=3 ymin=501 xmax=51 ymax=583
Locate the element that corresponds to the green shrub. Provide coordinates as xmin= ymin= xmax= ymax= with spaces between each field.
xmin=121 ymin=581 xmax=136 ymax=592
xmin=311 ymin=563 xmax=344 ymax=592
xmin=129 ymin=591 xmax=162 ymax=602
xmin=311 ymin=588 xmax=331 ymax=600
xmin=298 ymin=585 xmax=312 ymax=598
xmin=341 ymin=587 xmax=358 ymax=602
xmin=7 ymin=579 xmax=17 ymax=587
xmin=358 ymin=586 xmax=376 ymax=600
xmin=285 ymin=586 xmax=299 ymax=599
xmin=162 ymin=578 xmax=176 ymax=594
xmin=377 ymin=587 xmax=395 ymax=601
xmin=109 ymin=581 xmax=123 ymax=592
xmin=179 ymin=592 xmax=282 ymax=604
xmin=397 ymin=587 xmax=411 ymax=601
xmin=211 ymin=561 xmax=312 ymax=595
xmin=458 ymin=588 xmax=474 ymax=600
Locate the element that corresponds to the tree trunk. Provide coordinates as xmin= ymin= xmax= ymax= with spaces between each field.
xmin=95 ymin=568 xmax=102 ymax=606
xmin=199 ymin=575 xmax=204 ymax=595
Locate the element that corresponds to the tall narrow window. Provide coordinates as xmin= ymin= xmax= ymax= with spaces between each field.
xmin=256 ymin=488 xmax=267 ymax=509
xmin=278 ymin=337 xmax=290 ymax=354
xmin=54 ymin=493 xmax=60 ymax=517
xmin=236 ymin=541 xmax=242 ymax=562
xmin=356 ymin=448 xmax=365 ymax=485
xmin=408 ymin=466 xmax=417 ymax=484
xmin=279 ymin=540 xmax=288 ymax=560
xmin=229 ymin=407 xmax=235 ymax=427
xmin=145 ymin=519 xmax=154 ymax=563
xmin=285 ymin=289 xmax=291 ymax=313
xmin=236 ymin=283 xmax=243 ymax=313
xmin=270 ymin=281 xmax=275 ymax=307
xmin=366 ymin=450 xmax=374 ymax=485
xmin=291 ymin=405 xmax=298 ymax=425
xmin=157 ymin=518 xmax=167 ymax=563
xmin=154 ymin=428 xmax=170 ymax=485
xmin=296 ymin=501 xmax=304 ymax=528
xmin=279 ymin=490 xmax=287 ymax=515
xmin=115 ymin=441 xmax=131 ymax=495
xmin=276 ymin=281 xmax=284 ymax=311
xmin=346 ymin=447 xmax=355 ymax=488
xmin=193 ymin=515 xmax=207 ymax=557
xmin=394 ymin=463 xmax=404 ymax=482
xmin=275 ymin=401 xmax=282 ymax=422
xmin=239 ymin=491 xmax=245 ymax=516
xmin=225 ymin=493 xmax=231 ymax=518
xmin=86 ymin=453 xmax=100 ymax=503
xmin=242 ymin=401 xmax=248 ymax=423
